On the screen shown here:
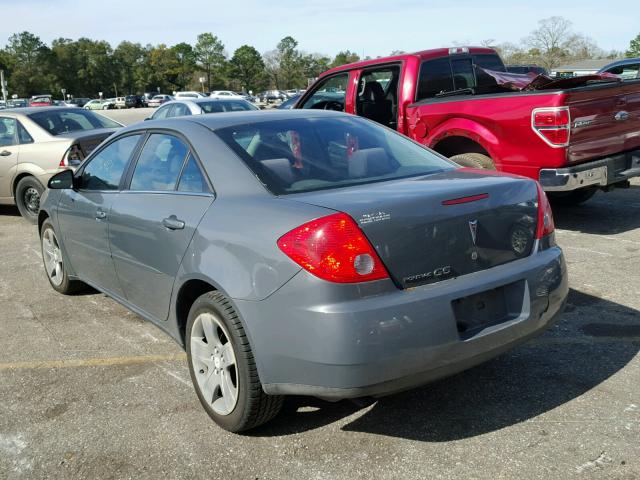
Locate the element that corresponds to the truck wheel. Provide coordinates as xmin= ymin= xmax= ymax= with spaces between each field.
xmin=548 ymin=187 xmax=598 ymax=206
xmin=450 ymin=153 xmax=496 ymax=170
xmin=15 ymin=176 xmax=44 ymax=224
xmin=186 ymin=291 xmax=284 ymax=432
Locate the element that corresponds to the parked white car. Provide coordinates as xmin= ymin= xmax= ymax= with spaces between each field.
xmin=209 ymin=90 xmax=243 ymax=99
xmin=174 ymin=91 xmax=208 ymax=100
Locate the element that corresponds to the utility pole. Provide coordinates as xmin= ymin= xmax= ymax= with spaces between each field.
xmin=0 ymin=70 xmax=7 ymax=104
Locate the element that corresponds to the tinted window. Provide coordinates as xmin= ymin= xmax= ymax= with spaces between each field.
xmin=607 ymin=64 xmax=640 ymax=80
xmin=0 ymin=117 xmax=17 ymax=146
xmin=416 ymin=57 xmax=453 ymax=100
xmin=81 ymin=134 xmax=141 ymax=190
xmin=451 ymin=58 xmax=475 ymax=90
xmin=17 ymin=122 xmax=33 ymax=144
xmin=300 ymin=73 xmax=349 ymax=111
xmin=199 ymin=100 xmax=258 ymax=113
xmin=216 ymin=116 xmax=453 ymax=195
xmin=177 ymin=154 xmax=209 ymax=193
xmin=130 ymin=134 xmax=188 ymax=191
xmin=472 ymin=54 xmax=506 ymax=72
xmin=29 ymin=110 xmax=121 ymax=136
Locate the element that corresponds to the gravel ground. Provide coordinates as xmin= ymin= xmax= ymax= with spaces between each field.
xmin=0 ymin=176 xmax=638 ymax=479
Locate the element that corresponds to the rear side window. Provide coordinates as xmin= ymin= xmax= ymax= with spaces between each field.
xmin=17 ymin=122 xmax=33 ymax=144
xmin=171 ymin=103 xmax=191 ymax=117
xmin=81 ymin=134 xmax=142 ymax=190
xmin=130 ymin=134 xmax=189 ymax=191
xmin=152 ymin=104 xmax=173 ymax=120
xmin=416 ymin=57 xmax=453 ymax=100
xmin=177 ymin=154 xmax=210 ymax=193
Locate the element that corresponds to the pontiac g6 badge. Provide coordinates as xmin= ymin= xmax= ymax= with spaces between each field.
xmin=469 ymin=220 xmax=479 ymax=260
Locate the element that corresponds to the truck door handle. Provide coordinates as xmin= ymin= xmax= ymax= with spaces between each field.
xmin=0 ymin=150 xmax=11 ymax=156
xmin=615 ymin=111 xmax=630 ymax=121
xmin=95 ymin=209 xmax=107 ymax=220
xmin=162 ymin=215 xmax=185 ymax=230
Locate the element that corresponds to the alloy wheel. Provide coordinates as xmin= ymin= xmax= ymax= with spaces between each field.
xmin=42 ymin=228 xmax=64 ymax=287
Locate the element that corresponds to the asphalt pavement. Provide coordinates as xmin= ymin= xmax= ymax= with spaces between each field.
xmin=0 ymin=163 xmax=639 ymax=477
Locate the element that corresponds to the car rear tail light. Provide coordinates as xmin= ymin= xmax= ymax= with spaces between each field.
xmin=59 ymin=144 xmax=85 ymax=167
xmin=277 ymin=212 xmax=390 ymax=283
xmin=535 ymin=182 xmax=555 ymax=239
xmin=532 ymin=107 xmax=570 ymax=147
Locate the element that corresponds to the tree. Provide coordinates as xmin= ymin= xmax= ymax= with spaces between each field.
xmin=5 ymin=31 xmax=52 ymax=96
xmin=262 ymin=49 xmax=280 ymax=88
xmin=276 ymin=36 xmax=305 ymax=89
xmin=303 ymin=53 xmax=331 ymax=80
xmin=113 ymin=41 xmax=146 ymax=94
xmin=194 ymin=33 xmax=226 ymax=91
xmin=525 ymin=16 xmax=573 ymax=69
xmin=627 ymin=33 xmax=640 ymax=57
xmin=331 ymin=50 xmax=360 ymax=68
xmin=229 ymin=45 xmax=266 ymax=92
xmin=171 ymin=42 xmax=196 ymax=91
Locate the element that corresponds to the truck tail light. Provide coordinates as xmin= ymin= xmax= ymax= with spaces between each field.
xmin=277 ymin=212 xmax=390 ymax=283
xmin=59 ymin=144 xmax=85 ymax=167
xmin=535 ymin=182 xmax=555 ymax=239
xmin=532 ymin=107 xmax=570 ymax=147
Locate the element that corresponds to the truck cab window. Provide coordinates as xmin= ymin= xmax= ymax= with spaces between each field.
xmin=416 ymin=57 xmax=453 ymax=100
xmin=300 ymin=73 xmax=349 ymax=111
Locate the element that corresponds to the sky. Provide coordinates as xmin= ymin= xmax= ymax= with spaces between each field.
xmin=0 ymin=0 xmax=637 ymax=57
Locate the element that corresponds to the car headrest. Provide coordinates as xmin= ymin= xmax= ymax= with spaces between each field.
xmin=262 ymin=158 xmax=295 ymax=185
xmin=362 ymin=82 xmax=385 ymax=102
xmin=0 ymin=122 xmax=7 ymax=134
xmin=349 ymin=148 xmax=392 ymax=178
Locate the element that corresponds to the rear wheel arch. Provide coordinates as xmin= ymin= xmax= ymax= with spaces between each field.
xmin=175 ymin=279 xmax=218 ymax=347
xmin=432 ymin=135 xmax=491 ymax=159
xmin=12 ymin=172 xmax=40 ymax=198
xmin=38 ymin=210 xmax=50 ymax=236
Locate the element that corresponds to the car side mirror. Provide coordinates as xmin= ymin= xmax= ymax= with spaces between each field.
xmin=48 ymin=169 xmax=76 ymax=190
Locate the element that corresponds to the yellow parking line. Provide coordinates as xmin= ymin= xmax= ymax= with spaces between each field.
xmin=0 ymin=353 xmax=187 ymax=371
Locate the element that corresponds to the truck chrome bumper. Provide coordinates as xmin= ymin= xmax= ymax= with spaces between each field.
xmin=539 ymin=149 xmax=640 ymax=191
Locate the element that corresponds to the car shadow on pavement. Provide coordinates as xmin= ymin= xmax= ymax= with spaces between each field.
xmin=251 ymin=289 xmax=639 ymax=440
xmin=552 ymin=186 xmax=640 ymax=235
xmin=0 ymin=205 xmax=22 ymax=217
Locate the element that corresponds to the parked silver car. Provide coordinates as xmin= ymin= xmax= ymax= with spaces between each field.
xmin=39 ymin=110 xmax=567 ymax=432
xmin=0 ymin=107 xmax=121 ymax=221
xmin=147 ymin=98 xmax=259 ymax=120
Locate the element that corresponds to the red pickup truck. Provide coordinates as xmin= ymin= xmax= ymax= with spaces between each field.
xmin=295 ymin=47 xmax=640 ymax=204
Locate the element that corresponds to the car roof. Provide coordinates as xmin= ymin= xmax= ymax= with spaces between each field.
xmin=598 ymin=57 xmax=640 ymax=71
xmin=1 ymin=106 xmax=86 ymax=116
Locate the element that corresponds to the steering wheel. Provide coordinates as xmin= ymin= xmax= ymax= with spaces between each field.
xmin=323 ymin=101 xmax=344 ymax=111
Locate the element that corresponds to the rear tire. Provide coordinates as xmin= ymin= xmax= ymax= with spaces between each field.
xmin=15 ymin=176 xmax=43 ymax=224
xmin=186 ymin=291 xmax=283 ymax=432
xmin=449 ymin=153 xmax=496 ymax=170
xmin=40 ymin=219 xmax=86 ymax=294
xmin=548 ymin=187 xmax=598 ymax=206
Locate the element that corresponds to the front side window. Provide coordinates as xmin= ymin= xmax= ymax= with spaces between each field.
xmin=607 ymin=64 xmax=640 ymax=80
xmin=300 ymin=73 xmax=349 ymax=111
xmin=29 ymin=109 xmax=121 ymax=136
xmin=216 ymin=116 xmax=453 ymax=195
xmin=130 ymin=134 xmax=189 ymax=191
xmin=0 ymin=117 xmax=17 ymax=147
xmin=81 ymin=134 xmax=142 ymax=190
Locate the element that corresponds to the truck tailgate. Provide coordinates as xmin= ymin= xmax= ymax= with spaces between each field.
xmin=566 ymin=80 xmax=640 ymax=164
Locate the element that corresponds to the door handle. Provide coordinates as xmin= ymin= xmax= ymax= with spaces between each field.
xmin=0 ymin=150 xmax=11 ymax=156
xmin=95 ymin=209 xmax=107 ymax=220
xmin=162 ymin=215 xmax=185 ymax=230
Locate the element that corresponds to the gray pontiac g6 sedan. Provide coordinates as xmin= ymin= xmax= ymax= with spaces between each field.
xmin=39 ymin=110 xmax=568 ymax=432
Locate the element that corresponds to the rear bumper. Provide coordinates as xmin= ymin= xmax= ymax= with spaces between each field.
xmin=539 ymin=148 xmax=640 ymax=191
xmin=235 ymin=245 xmax=568 ymax=400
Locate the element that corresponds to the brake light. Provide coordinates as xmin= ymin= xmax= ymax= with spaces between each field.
xmin=535 ymin=182 xmax=555 ymax=239
xmin=277 ymin=212 xmax=390 ymax=283
xmin=532 ymin=107 xmax=570 ymax=147
xmin=59 ymin=144 xmax=85 ymax=167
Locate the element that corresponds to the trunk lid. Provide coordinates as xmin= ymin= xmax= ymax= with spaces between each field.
xmin=288 ymin=170 xmax=539 ymax=289
xmin=57 ymin=128 xmax=118 ymax=156
xmin=566 ymin=80 xmax=640 ymax=164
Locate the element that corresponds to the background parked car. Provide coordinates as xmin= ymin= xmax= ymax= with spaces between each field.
xmin=209 ymin=90 xmax=243 ymax=99
xmin=84 ymin=99 xmax=107 ymax=110
xmin=141 ymin=93 xmax=158 ymax=107
xmin=29 ymin=95 xmax=54 ymax=107
xmin=597 ymin=58 xmax=640 ymax=80
xmin=278 ymin=94 xmax=301 ymax=109
xmin=148 ymin=95 xmax=173 ymax=107
xmin=0 ymin=107 xmax=122 ymax=222
xmin=147 ymin=98 xmax=259 ymax=120
xmin=258 ymin=90 xmax=287 ymax=103
xmin=66 ymin=98 xmax=90 ymax=108
xmin=7 ymin=98 xmax=28 ymax=108
xmin=174 ymin=91 xmax=207 ymax=100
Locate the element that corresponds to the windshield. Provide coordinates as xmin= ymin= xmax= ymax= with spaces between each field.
xmin=29 ymin=109 xmax=121 ymax=135
xmin=216 ymin=116 xmax=454 ymax=195
xmin=200 ymin=100 xmax=259 ymax=113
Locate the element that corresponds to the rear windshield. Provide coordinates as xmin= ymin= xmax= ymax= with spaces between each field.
xmin=215 ymin=116 xmax=453 ymax=195
xmin=29 ymin=109 xmax=121 ymax=135
xmin=200 ymin=100 xmax=258 ymax=113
